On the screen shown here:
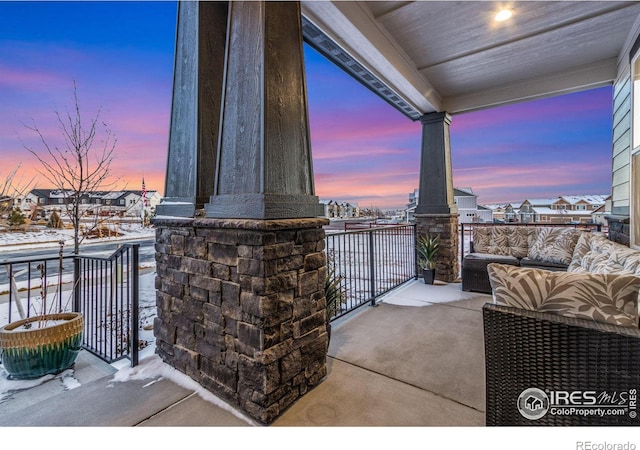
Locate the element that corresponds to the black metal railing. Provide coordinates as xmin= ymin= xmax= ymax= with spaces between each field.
xmin=459 ymin=222 xmax=603 ymax=263
xmin=75 ymin=244 xmax=139 ymax=365
xmin=325 ymin=224 xmax=416 ymax=321
xmin=1 ymin=243 xmax=139 ymax=366
xmin=1 ymin=247 xmax=76 ymax=324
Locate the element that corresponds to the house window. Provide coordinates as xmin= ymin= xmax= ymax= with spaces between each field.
xmin=576 ymin=205 xmax=586 ymax=210
xmin=120 ymin=199 xmax=125 ymax=205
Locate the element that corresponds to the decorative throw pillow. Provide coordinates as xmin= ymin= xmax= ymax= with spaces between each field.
xmin=486 ymin=226 xmax=512 ymax=256
xmin=567 ymin=232 xmax=607 ymax=272
xmin=472 ymin=227 xmax=491 ymax=253
xmin=507 ymin=227 xmax=540 ymax=259
xmin=473 ymin=227 xmax=512 ymax=256
xmin=487 ymin=263 xmax=640 ymax=328
xmin=527 ymin=227 xmax=582 ymax=265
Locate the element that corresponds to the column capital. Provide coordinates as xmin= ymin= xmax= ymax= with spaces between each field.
xmin=419 ymin=111 xmax=452 ymax=126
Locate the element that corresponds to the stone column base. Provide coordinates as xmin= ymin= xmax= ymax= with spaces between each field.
xmin=153 ymin=217 xmax=329 ymax=424
xmin=605 ymin=215 xmax=630 ymax=246
xmin=414 ymin=213 xmax=459 ymax=283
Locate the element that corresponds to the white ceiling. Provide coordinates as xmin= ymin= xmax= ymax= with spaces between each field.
xmin=301 ymin=1 xmax=640 ymax=116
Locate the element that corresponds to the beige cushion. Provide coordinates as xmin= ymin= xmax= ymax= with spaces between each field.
xmin=507 ymin=227 xmax=540 ymax=259
xmin=527 ymin=227 xmax=582 ymax=265
xmin=472 ymin=226 xmax=512 ymax=256
xmin=487 ymin=263 xmax=640 ymax=328
xmin=567 ymin=232 xmax=608 ymax=272
xmin=472 ymin=226 xmax=539 ymax=258
xmin=568 ymin=232 xmax=640 ymax=276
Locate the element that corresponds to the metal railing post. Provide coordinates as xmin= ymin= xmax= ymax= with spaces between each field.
xmin=460 ymin=223 xmax=466 ymax=263
xmin=131 ymin=244 xmax=140 ymax=367
xmin=414 ymin=225 xmax=419 ymax=279
xmin=369 ymin=230 xmax=376 ymax=306
xmin=73 ymin=257 xmax=81 ymax=312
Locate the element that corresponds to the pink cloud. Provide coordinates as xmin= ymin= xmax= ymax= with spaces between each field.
xmin=0 ymin=65 xmax=65 ymax=91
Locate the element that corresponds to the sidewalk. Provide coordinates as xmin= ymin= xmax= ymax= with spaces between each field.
xmin=0 ymin=280 xmax=488 ymax=427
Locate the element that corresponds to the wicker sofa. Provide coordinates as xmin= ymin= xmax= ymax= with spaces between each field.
xmin=483 ymin=303 xmax=640 ymax=426
xmin=462 ymin=225 xmax=595 ymax=294
xmin=482 ymin=231 xmax=640 ymax=426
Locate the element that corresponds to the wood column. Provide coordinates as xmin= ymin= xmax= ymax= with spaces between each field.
xmin=204 ymin=1 xmax=323 ymax=219
xmin=156 ymin=2 xmax=227 ymax=218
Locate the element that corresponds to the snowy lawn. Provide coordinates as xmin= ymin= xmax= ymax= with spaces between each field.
xmin=0 ymin=222 xmax=156 ymax=253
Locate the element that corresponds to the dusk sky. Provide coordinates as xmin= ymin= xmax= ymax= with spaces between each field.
xmin=0 ymin=1 xmax=614 ymax=211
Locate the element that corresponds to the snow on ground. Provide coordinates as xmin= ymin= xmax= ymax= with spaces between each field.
xmin=0 ymin=222 xmax=155 ymax=253
xmin=0 ymin=225 xmax=263 ymax=425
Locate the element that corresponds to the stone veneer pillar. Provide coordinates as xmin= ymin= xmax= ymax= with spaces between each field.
xmin=414 ymin=213 xmax=460 ymax=282
xmin=415 ymin=112 xmax=459 ymax=282
xmin=153 ymin=216 xmax=329 ymax=424
xmin=606 ymin=215 xmax=630 ymax=246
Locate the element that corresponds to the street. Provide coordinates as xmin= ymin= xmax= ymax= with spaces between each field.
xmin=0 ymin=237 xmax=156 ymax=286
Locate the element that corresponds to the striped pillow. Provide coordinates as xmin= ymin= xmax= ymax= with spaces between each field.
xmin=487 ymin=263 xmax=640 ymax=328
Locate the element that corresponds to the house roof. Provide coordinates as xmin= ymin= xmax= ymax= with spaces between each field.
xmin=301 ymin=1 xmax=640 ymax=116
xmin=454 ymin=187 xmax=475 ymax=197
xmin=560 ymin=194 xmax=608 ymax=205
xmin=520 ymin=198 xmax=559 ymax=207
xmin=529 ymin=207 xmax=594 ymax=216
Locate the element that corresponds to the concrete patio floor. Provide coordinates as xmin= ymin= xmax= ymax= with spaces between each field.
xmin=0 ymin=279 xmax=490 ymax=427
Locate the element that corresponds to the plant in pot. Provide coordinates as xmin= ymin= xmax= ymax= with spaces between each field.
xmin=324 ymin=252 xmax=345 ymax=344
xmin=0 ymin=241 xmax=84 ymax=380
xmin=417 ymin=233 xmax=440 ymax=284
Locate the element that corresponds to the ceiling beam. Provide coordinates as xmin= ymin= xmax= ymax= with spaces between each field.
xmin=444 ymin=58 xmax=617 ymax=114
xmin=301 ymin=0 xmax=441 ymax=115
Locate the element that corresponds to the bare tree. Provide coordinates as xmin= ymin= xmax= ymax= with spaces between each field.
xmin=23 ymin=83 xmax=119 ymax=254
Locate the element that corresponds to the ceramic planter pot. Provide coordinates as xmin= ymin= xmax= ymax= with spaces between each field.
xmin=423 ymin=268 xmax=436 ymax=285
xmin=0 ymin=312 xmax=84 ymax=380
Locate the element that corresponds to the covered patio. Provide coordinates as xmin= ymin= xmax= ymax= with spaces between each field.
xmin=0 ymin=279 xmax=489 ymax=427
xmin=150 ymin=1 xmax=640 ymax=425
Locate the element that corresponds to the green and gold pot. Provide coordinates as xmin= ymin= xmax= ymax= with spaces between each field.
xmin=0 ymin=312 xmax=84 ymax=380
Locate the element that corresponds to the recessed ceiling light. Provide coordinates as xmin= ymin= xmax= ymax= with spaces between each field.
xmin=495 ymin=9 xmax=513 ymax=22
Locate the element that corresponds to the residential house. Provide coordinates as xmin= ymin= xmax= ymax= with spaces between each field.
xmin=591 ymin=195 xmax=613 ymax=227
xmin=320 ymin=200 xmax=360 ymax=219
xmin=19 ymin=189 xmax=162 ymax=220
xmin=517 ymin=195 xmax=607 ymax=223
xmin=406 ymin=187 xmax=493 ymax=223
xmin=483 ymin=203 xmax=519 ymax=223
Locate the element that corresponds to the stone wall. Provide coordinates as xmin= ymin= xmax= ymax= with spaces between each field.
xmin=606 ymin=215 xmax=630 ymax=246
xmin=414 ymin=213 xmax=460 ymax=282
xmin=153 ymin=217 xmax=329 ymax=424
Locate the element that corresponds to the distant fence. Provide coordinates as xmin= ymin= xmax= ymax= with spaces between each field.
xmin=326 ymin=224 xmax=416 ymax=321
xmin=1 ymin=244 xmax=140 ymax=366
